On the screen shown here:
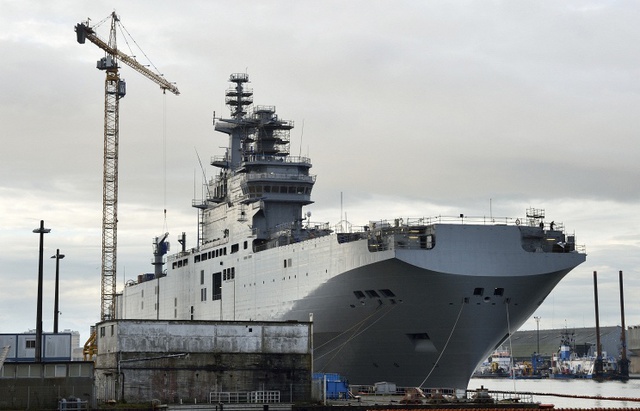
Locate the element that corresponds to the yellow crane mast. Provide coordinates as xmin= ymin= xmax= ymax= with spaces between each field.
xmin=75 ymin=12 xmax=179 ymax=358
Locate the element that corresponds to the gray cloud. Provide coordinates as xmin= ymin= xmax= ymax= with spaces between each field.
xmin=2 ymin=1 xmax=639 ymax=343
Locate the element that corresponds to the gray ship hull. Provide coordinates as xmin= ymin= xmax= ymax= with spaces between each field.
xmin=286 ymin=258 xmax=575 ymax=388
xmin=121 ymin=222 xmax=584 ymax=390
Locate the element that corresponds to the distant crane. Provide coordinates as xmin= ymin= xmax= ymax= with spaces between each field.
xmin=75 ymin=12 xmax=179 ymax=357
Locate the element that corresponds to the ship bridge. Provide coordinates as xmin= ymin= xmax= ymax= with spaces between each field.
xmin=195 ymin=73 xmax=317 ymax=245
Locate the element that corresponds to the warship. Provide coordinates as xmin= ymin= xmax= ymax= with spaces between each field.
xmin=117 ymin=73 xmax=586 ymax=390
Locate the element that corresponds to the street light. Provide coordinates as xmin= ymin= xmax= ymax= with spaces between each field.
xmin=534 ymin=316 xmax=541 ymax=354
xmin=33 ymin=220 xmax=51 ymax=363
xmin=51 ymin=249 xmax=65 ymax=334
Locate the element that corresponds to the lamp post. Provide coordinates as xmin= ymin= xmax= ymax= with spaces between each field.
xmin=33 ymin=220 xmax=51 ymax=363
xmin=534 ymin=316 xmax=541 ymax=354
xmin=51 ymin=249 xmax=65 ymax=334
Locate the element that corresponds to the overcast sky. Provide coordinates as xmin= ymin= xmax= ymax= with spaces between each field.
xmin=1 ymin=1 xmax=639 ymax=346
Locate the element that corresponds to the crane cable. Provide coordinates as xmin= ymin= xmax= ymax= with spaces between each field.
xmin=117 ymin=17 xmax=163 ymax=76
xmin=90 ymin=14 xmax=111 ymax=30
xmin=109 ymin=13 xmax=170 ymax=233
xmin=163 ymin=91 xmax=168 ymax=234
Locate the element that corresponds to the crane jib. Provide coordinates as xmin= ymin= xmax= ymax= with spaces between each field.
xmin=74 ymin=19 xmax=180 ymax=96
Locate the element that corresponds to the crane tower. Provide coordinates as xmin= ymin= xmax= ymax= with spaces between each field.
xmin=75 ymin=12 xmax=179 ymax=324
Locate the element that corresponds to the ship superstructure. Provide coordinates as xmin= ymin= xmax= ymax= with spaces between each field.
xmin=118 ymin=74 xmax=586 ymax=390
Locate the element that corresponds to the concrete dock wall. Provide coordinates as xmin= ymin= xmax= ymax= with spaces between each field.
xmin=94 ymin=320 xmax=312 ymax=405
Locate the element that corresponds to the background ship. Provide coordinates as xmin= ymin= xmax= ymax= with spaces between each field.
xmin=117 ymin=73 xmax=586 ymax=390
xmin=550 ymin=328 xmax=618 ymax=379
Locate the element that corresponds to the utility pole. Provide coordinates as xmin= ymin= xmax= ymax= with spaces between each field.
xmin=51 ymin=249 xmax=65 ymax=334
xmin=33 ymin=220 xmax=51 ymax=363
xmin=534 ymin=316 xmax=540 ymax=354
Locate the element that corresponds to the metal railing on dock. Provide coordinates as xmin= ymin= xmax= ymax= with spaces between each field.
xmin=58 ymin=399 xmax=89 ymax=410
xmin=339 ymin=385 xmax=535 ymax=405
xmin=209 ymin=390 xmax=281 ymax=404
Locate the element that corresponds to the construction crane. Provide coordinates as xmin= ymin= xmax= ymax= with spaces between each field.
xmin=75 ymin=12 xmax=179 ymax=357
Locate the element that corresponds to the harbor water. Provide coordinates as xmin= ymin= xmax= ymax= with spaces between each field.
xmin=468 ymin=377 xmax=640 ymax=408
